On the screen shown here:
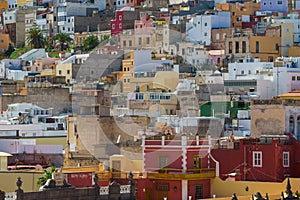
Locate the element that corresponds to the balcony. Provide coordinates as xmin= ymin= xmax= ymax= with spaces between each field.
xmin=146 ymin=168 xmax=215 ymax=180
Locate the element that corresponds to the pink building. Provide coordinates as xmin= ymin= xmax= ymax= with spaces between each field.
xmin=134 ymin=14 xmax=154 ymax=35
xmin=208 ymin=50 xmax=225 ymax=66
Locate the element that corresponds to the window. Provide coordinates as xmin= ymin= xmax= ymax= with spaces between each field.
xmin=253 ymin=151 xmax=262 ymax=167
xmin=204 ymin=32 xmax=207 ymax=36
xmin=242 ymin=41 xmax=246 ymax=53
xmin=229 ymin=41 xmax=232 ymax=54
xmin=146 ymin=37 xmax=150 ymax=45
xmin=127 ymin=79 xmax=130 ymax=83
xmin=124 ymin=79 xmax=126 ymax=83
xmin=138 ymin=37 xmax=142 ymax=45
xmin=129 ymin=40 xmax=132 ymax=46
xmin=235 ymin=41 xmax=239 ymax=53
xmin=67 ymin=70 xmax=70 ymax=74
xmin=119 ymin=23 xmax=122 ymax=29
xmin=112 ymin=24 xmax=115 ymax=29
xmin=298 ymin=76 xmax=300 ymax=81
xmin=248 ymin=70 xmax=251 ymax=74
xmin=283 ymin=152 xmax=289 ymax=167
xmin=123 ymin=40 xmax=126 ymax=47
xmin=269 ymin=1 xmax=272 ymax=5
xmin=195 ymin=185 xmax=203 ymax=200
xmin=241 ymin=70 xmax=244 ymax=74
xmin=292 ymin=76 xmax=296 ymax=81
xmin=216 ymin=33 xmax=220 ymax=40
xmin=58 ymin=70 xmax=62 ymax=75
xmin=263 ymin=2 xmax=266 ymax=5
xmin=119 ymin=15 xmax=122 ymax=21
xmin=290 ymin=115 xmax=295 ymax=134
xmin=277 ymin=0 xmax=282 ymax=4
xmin=223 ymin=33 xmax=226 ymax=39
xmin=256 ymin=41 xmax=259 ymax=53
xmin=159 ymin=156 xmax=169 ymax=168
xmin=204 ymin=22 xmax=207 ymax=26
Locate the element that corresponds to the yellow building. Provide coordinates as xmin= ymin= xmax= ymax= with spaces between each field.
xmin=122 ymin=52 xmax=135 ymax=93
xmin=0 ymin=1 xmax=8 ymax=15
xmin=288 ymin=46 xmax=300 ymax=57
xmin=250 ymin=23 xmax=293 ymax=62
xmin=250 ymin=35 xmax=281 ymax=62
xmin=128 ymin=71 xmax=179 ymax=93
xmin=17 ymin=0 xmax=34 ymax=7
xmin=56 ymin=63 xmax=72 ymax=84
xmin=121 ymin=51 xmax=179 ymax=93
xmin=110 ymin=155 xmax=142 ymax=179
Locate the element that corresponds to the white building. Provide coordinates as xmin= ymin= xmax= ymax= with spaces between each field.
xmin=6 ymin=69 xmax=28 ymax=81
xmin=3 ymin=9 xmax=16 ymax=25
xmin=186 ymin=11 xmax=230 ymax=45
xmin=227 ymin=57 xmax=300 ymax=98
xmin=58 ymin=16 xmax=75 ymax=37
xmin=7 ymin=0 xmax=17 ymax=9
xmin=116 ymin=0 xmax=126 ymax=10
xmin=169 ymin=42 xmax=210 ymax=65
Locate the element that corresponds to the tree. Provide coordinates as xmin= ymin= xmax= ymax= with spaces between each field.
xmin=5 ymin=43 xmax=15 ymax=57
xmin=54 ymin=33 xmax=73 ymax=51
xmin=26 ymin=26 xmax=45 ymax=48
xmin=83 ymin=35 xmax=100 ymax=52
xmin=45 ymin=36 xmax=54 ymax=52
xmin=37 ymin=166 xmax=56 ymax=186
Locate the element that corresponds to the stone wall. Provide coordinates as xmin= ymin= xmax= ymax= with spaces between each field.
xmin=0 ymin=87 xmax=71 ymax=115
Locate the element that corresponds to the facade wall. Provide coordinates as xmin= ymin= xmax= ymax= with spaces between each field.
xmin=211 ymin=138 xmax=296 ymax=182
xmin=211 ymin=28 xmax=233 ymax=50
xmin=225 ymin=34 xmax=250 ymax=57
xmin=111 ymin=11 xmax=123 ymax=36
xmin=250 ymin=105 xmax=285 ymax=137
xmin=289 ymin=46 xmax=300 ymax=57
xmin=210 ymin=177 xmax=300 ymax=198
xmin=0 ymin=87 xmax=71 ymax=115
xmin=250 ymin=35 xmax=281 ymax=62
xmin=260 ymin=0 xmax=288 ymax=12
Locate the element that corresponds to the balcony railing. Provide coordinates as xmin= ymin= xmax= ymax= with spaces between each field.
xmin=146 ymin=168 xmax=216 ymax=179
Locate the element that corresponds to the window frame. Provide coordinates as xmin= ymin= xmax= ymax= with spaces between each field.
xmin=283 ymin=151 xmax=290 ymax=167
xmin=253 ymin=151 xmax=262 ymax=167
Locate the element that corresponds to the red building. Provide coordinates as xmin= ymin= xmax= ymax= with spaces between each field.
xmin=139 ymin=134 xmax=216 ymax=200
xmin=110 ymin=8 xmax=138 ymax=36
xmin=242 ymin=15 xmax=263 ymax=29
xmin=211 ymin=134 xmax=300 ymax=182
xmin=111 ymin=10 xmax=124 ymax=36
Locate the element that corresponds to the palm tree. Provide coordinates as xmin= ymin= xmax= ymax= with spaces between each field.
xmin=26 ymin=26 xmax=45 ymax=48
xmin=54 ymin=33 xmax=73 ymax=51
xmin=37 ymin=166 xmax=56 ymax=186
xmin=83 ymin=35 xmax=99 ymax=52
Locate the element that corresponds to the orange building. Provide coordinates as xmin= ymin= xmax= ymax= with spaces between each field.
xmin=217 ymin=2 xmax=260 ymax=28
xmin=0 ymin=1 xmax=8 ymax=15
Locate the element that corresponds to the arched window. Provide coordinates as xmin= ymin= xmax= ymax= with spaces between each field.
xmin=297 ymin=116 xmax=300 ymax=140
xmin=289 ymin=116 xmax=295 ymax=135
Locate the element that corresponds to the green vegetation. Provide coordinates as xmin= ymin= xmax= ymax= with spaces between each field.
xmin=54 ymin=33 xmax=73 ymax=51
xmin=83 ymin=35 xmax=100 ymax=52
xmin=26 ymin=25 xmax=46 ymax=48
xmin=5 ymin=43 xmax=15 ymax=57
xmin=9 ymin=46 xmax=33 ymax=59
xmin=37 ymin=166 xmax=56 ymax=186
